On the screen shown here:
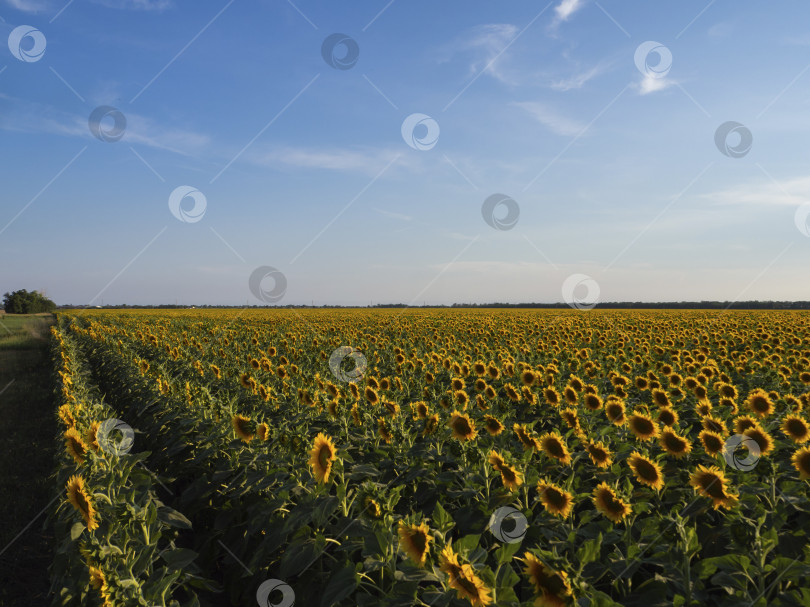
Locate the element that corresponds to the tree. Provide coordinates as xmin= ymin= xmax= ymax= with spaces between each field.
xmin=2 ymin=289 xmax=56 ymax=314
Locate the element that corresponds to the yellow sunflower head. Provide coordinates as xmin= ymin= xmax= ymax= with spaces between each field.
xmin=397 ymin=521 xmax=431 ymax=567
xmin=309 ymin=432 xmax=337 ymax=483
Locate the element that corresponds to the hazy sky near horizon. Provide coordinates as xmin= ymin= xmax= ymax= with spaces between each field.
xmin=2 ymin=0 xmax=810 ymax=306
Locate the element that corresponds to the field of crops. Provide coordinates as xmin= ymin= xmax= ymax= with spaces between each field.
xmin=49 ymin=308 xmax=810 ymax=606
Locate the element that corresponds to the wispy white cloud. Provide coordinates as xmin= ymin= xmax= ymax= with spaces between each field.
xmin=512 ymin=101 xmax=585 ymax=136
xmin=438 ymin=24 xmax=520 ymax=85
xmin=550 ymin=63 xmax=607 ymax=91
xmin=636 ymin=74 xmax=676 ymax=95
xmin=555 ymin=0 xmax=585 ymax=21
xmin=4 ymin=0 xmax=50 ymax=12
xmin=702 ymin=176 xmax=810 ymax=206
xmin=250 ymin=146 xmax=404 ymax=174
xmin=552 ymin=0 xmax=586 ymax=27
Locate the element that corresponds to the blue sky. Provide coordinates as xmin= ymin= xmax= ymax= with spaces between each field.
xmin=2 ymin=0 xmax=810 ymax=306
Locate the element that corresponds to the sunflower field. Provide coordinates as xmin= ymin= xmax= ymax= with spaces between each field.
xmin=49 ymin=308 xmax=810 ymax=606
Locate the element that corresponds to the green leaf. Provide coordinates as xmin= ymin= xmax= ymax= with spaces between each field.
xmin=70 ymin=522 xmax=84 ymax=540
xmin=494 ymin=540 xmax=522 ymax=565
xmin=320 ymin=561 xmax=357 ymax=607
xmin=162 ymin=548 xmax=198 ymax=569
xmin=576 ymin=532 xmax=602 ymax=566
xmin=157 ymin=505 xmax=192 ymax=530
xmin=454 ymin=533 xmax=480 ymax=555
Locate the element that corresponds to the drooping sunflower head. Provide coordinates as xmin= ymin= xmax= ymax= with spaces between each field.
xmin=397 ymin=521 xmax=431 ymax=567
xmin=586 ymin=440 xmax=612 ymax=468
xmin=592 ymin=482 xmax=631 ymax=524
xmin=659 ymin=429 xmax=692 ymax=458
xmin=702 ymin=415 xmax=727 ymax=437
xmin=439 ymin=545 xmax=493 ymax=607
xmin=309 ymin=432 xmax=337 ymax=483
xmin=256 ymin=422 xmax=270 ymax=442
xmin=522 ymin=552 xmax=573 ymax=607
xmin=514 ymin=423 xmax=540 ymax=451
xmin=689 ymin=465 xmax=738 ymax=509
xmin=733 ymin=415 xmax=760 ymax=435
xmin=560 ymin=408 xmax=579 ymax=430
xmin=448 ymin=410 xmax=477 ymax=441
xmin=743 ymin=426 xmax=774 ymax=456
xmin=423 ymin=414 xmax=439 ymax=437
xmin=628 ymin=413 xmax=659 ymax=441
xmin=536 ymin=480 xmax=574 ymax=518
xmin=64 ymin=428 xmax=88 ymax=464
xmin=66 ymin=474 xmax=99 ymax=531
xmin=791 ymin=446 xmax=810 ymax=479
xmin=781 ymin=415 xmax=810 ymax=444
xmin=378 ymin=417 xmax=393 ymax=443
xmin=232 ymin=415 xmax=254 ymax=443
xmin=483 ymin=415 xmax=504 ymax=436
xmin=540 ymin=432 xmax=571 ymax=465
xmin=627 ymin=451 xmax=665 ymax=490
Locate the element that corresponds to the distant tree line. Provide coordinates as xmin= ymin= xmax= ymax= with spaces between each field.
xmin=58 ymin=301 xmax=810 ymax=310
xmin=3 ymin=289 xmax=56 ymax=313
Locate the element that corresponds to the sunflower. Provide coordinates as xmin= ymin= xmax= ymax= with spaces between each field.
xmin=378 ymin=417 xmax=393 ymax=443
xmin=539 ymin=432 xmax=571 ymax=465
xmin=695 ymin=400 xmax=712 ymax=417
xmin=504 ymin=384 xmax=521 ymax=402
xmin=66 ymin=475 xmax=99 ymax=531
xmin=350 ymin=403 xmax=362 ymax=426
xmin=439 ymin=545 xmax=493 ymax=606
xmin=583 ymin=393 xmax=603 ymax=411
xmin=521 ymin=369 xmax=537 ymax=386
xmin=689 ymin=465 xmax=738 ymax=509
xmin=627 ymin=452 xmax=665 ymax=490
xmin=628 ymin=412 xmax=659 ymax=441
xmin=536 ymin=479 xmax=574 ymax=518
xmin=657 ymin=406 xmax=678 ymax=427
xmin=309 ymin=432 xmax=337 ymax=483
xmin=64 ymin=428 xmax=87 ymax=464
xmin=423 ymin=414 xmax=439 ymax=437
xmin=585 ymin=440 xmax=613 ymax=468
xmin=383 ymin=400 xmax=401 ymax=416
xmin=363 ymin=496 xmax=382 ymax=519
xmin=699 ymin=430 xmax=725 ymax=456
xmin=88 ymin=565 xmax=105 ymax=590
xmin=85 ymin=422 xmax=101 ymax=453
xmin=484 ymin=385 xmax=497 ymax=400
xmin=559 ymin=408 xmax=580 ymax=430
xmin=398 ymin=521 xmax=431 ymax=567
xmin=659 ymin=429 xmax=692 ymax=458
xmin=365 ymin=386 xmax=379 ymax=405
xmin=483 ymin=415 xmax=504 ymax=436
xmin=635 ymin=376 xmax=649 ymax=390
xmin=413 ymin=401 xmax=429 ymax=419
xmin=702 ymin=415 xmax=727 ymax=437
xmin=238 ymin=373 xmax=253 ymax=389
xmin=473 ymin=361 xmax=487 ymax=376
xmin=232 ymin=415 xmax=253 ymax=442
xmin=605 ymin=399 xmax=626 ymax=425
xmin=514 ymin=423 xmax=541 ymax=451
xmin=743 ymin=426 xmax=774 ymax=456
xmin=651 ymin=389 xmax=671 ymax=408
xmin=256 ymin=422 xmax=269 ymax=441
xmin=543 ymin=387 xmax=561 ymax=408
xmin=448 ymin=411 xmax=477 ymax=441
xmin=781 ymin=415 xmax=810 ymax=444
xmin=733 ymin=415 xmax=759 ymax=434
xmin=522 ymin=552 xmax=573 ymax=607
xmin=745 ymin=389 xmax=774 ymax=417
xmin=592 ymin=482 xmax=632 ymax=524
xmin=492 ymin=455 xmax=523 ymax=492
xmin=791 ymin=446 xmax=810 ymax=479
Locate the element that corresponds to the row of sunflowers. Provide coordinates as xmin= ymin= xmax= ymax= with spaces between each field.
xmin=49 ymin=308 xmax=810 ymax=606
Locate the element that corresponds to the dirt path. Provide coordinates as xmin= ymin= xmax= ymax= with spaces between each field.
xmin=0 ymin=315 xmax=56 ymax=607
